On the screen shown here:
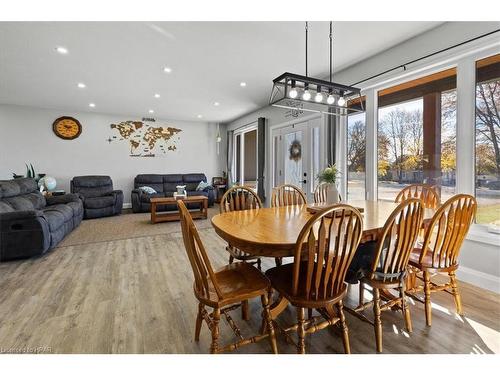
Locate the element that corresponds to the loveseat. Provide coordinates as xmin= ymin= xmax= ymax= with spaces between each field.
xmin=131 ymin=173 xmax=214 ymax=213
xmin=71 ymin=175 xmax=123 ymax=219
xmin=0 ymin=178 xmax=83 ymax=261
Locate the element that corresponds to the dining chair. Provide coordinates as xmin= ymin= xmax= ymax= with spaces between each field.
xmin=271 ymin=184 xmax=307 ymax=207
xmin=313 ymin=182 xmax=342 ymax=203
xmin=177 ymin=200 xmax=278 ymax=354
xmin=265 ymin=204 xmax=364 ymax=354
xmin=220 ymin=185 xmax=263 ymax=270
xmin=407 ymin=194 xmax=477 ymax=326
xmin=220 ymin=185 xmax=263 ymax=320
xmin=395 ymin=183 xmax=440 ymax=209
xmin=346 ymin=198 xmax=423 ymax=353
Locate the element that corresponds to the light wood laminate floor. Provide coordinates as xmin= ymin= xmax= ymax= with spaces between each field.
xmin=0 ymin=217 xmax=498 ymax=354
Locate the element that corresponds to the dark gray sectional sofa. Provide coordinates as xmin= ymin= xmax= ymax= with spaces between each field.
xmin=71 ymin=175 xmax=123 ymax=219
xmin=131 ymin=173 xmax=214 ymax=213
xmin=0 ymin=178 xmax=83 ymax=261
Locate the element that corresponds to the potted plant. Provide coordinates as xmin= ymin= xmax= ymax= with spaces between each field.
xmin=317 ymin=164 xmax=340 ymax=204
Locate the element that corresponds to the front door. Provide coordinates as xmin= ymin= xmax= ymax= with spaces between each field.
xmin=272 ymin=118 xmax=322 ymax=202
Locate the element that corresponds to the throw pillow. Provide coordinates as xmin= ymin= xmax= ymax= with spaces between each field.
xmin=196 ymin=181 xmax=211 ymax=191
xmin=138 ymin=186 xmax=157 ymax=194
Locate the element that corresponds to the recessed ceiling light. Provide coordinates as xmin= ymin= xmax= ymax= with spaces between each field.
xmin=240 ymin=82 xmax=247 ymax=87
xmin=89 ymin=103 xmax=96 ymax=108
xmin=163 ymin=66 xmax=172 ymax=73
xmin=55 ymin=46 xmax=68 ymax=54
xmin=214 ymin=102 xmax=220 ymax=106
xmin=154 ymin=93 xmax=160 ymax=98
xmin=77 ymin=83 xmax=86 ymax=88
xmin=197 ymin=114 xmax=203 ymax=119
xmin=148 ymin=109 xmax=154 ymax=114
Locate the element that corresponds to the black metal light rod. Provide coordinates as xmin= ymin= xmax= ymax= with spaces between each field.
xmin=273 ymin=72 xmax=361 ymax=94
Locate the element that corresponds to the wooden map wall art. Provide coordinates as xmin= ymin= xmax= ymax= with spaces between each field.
xmin=108 ymin=120 xmax=182 ymax=157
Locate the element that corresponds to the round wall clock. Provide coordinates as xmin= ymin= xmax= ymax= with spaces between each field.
xmin=52 ymin=116 xmax=82 ymax=140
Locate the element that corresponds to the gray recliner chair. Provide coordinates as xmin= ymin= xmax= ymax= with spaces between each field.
xmin=70 ymin=176 xmax=123 ymax=219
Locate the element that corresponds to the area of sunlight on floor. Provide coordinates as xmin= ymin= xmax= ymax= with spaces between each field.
xmin=361 ymin=286 xmax=500 ymax=353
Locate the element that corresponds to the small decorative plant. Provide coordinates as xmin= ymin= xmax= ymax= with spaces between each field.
xmin=317 ymin=164 xmax=339 ymax=184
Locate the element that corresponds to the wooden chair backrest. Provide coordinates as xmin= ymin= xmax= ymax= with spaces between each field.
xmin=178 ymin=200 xmax=223 ymax=301
xmin=419 ymin=194 xmax=477 ymax=269
xmin=369 ymin=198 xmax=424 ymax=281
xmin=292 ymin=204 xmax=363 ymax=300
xmin=220 ymin=185 xmax=262 ymax=213
xmin=395 ymin=184 xmax=440 ymax=209
xmin=313 ymin=182 xmax=342 ymax=203
xmin=271 ymin=184 xmax=307 ymax=207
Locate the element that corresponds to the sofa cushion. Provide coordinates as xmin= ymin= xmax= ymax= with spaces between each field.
xmin=72 ymin=175 xmax=112 ymax=188
xmin=183 ymin=173 xmax=207 ymax=183
xmin=43 ymin=204 xmax=74 ymax=222
xmin=134 ymin=174 xmax=165 ymax=193
xmin=163 ymin=182 xmax=180 ymax=192
xmin=72 ymin=176 xmax=113 ymax=198
xmin=164 ymin=174 xmax=184 ymax=183
xmin=84 ymin=196 xmax=115 ymax=209
xmin=42 ymin=210 xmax=65 ymax=231
xmin=183 ymin=174 xmax=207 ymax=192
xmin=0 ymin=201 xmax=15 ymax=213
xmin=138 ymin=186 xmax=157 ymax=194
xmin=3 ymin=192 xmax=46 ymax=211
xmin=140 ymin=192 xmax=166 ymax=203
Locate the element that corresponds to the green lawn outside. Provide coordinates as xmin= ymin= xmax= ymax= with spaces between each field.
xmin=476 ymin=203 xmax=500 ymax=225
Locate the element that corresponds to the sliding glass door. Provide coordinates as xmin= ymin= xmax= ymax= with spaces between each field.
xmin=233 ymin=127 xmax=258 ymax=190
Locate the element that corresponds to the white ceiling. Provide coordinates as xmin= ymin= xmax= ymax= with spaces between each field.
xmin=0 ymin=21 xmax=442 ymax=123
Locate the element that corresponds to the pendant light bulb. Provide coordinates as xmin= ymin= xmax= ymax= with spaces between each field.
xmin=289 ymin=88 xmax=298 ymax=99
xmin=327 ymin=94 xmax=335 ymax=105
xmin=315 ymin=92 xmax=323 ymax=103
xmin=302 ymin=89 xmax=311 ymax=101
xmin=337 ymin=96 xmax=346 ymax=106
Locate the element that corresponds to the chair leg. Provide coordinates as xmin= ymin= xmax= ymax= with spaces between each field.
xmin=400 ymin=283 xmax=413 ymax=333
xmin=359 ymin=282 xmax=365 ymax=306
xmin=275 ymin=257 xmax=282 ymax=267
xmin=195 ymin=303 xmax=204 ymax=341
xmin=449 ymin=271 xmax=463 ymax=316
xmin=297 ymin=307 xmax=306 ymax=354
xmin=257 ymin=258 xmax=262 ymax=271
xmin=337 ymin=301 xmax=351 ymax=354
xmin=423 ymin=271 xmax=432 ymax=326
xmin=373 ymin=288 xmax=382 ymax=353
xmin=228 ymin=255 xmax=234 ymax=264
xmin=307 ymin=308 xmax=313 ymax=319
xmin=261 ymin=291 xmax=278 ymax=354
xmin=210 ymin=308 xmax=221 ymax=354
xmin=242 ymin=300 xmax=250 ymax=321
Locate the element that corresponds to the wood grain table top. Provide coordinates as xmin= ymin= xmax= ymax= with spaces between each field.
xmin=211 ymin=200 xmax=434 ymax=258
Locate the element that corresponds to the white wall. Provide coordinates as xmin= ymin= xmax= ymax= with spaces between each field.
xmin=0 ymin=104 xmax=227 ymax=206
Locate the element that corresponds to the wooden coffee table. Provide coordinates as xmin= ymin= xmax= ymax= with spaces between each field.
xmin=150 ymin=195 xmax=208 ymax=223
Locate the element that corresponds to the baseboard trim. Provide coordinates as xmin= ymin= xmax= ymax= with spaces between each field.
xmin=457 ymin=266 xmax=500 ymax=294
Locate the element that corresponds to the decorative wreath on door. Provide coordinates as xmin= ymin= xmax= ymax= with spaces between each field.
xmin=289 ymin=140 xmax=302 ymax=162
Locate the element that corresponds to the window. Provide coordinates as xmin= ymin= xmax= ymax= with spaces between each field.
xmin=377 ymin=68 xmax=457 ymax=201
xmin=475 ymin=54 xmax=500 ymax=226
xmin=347 ymin=99 xmax=366 ymax=200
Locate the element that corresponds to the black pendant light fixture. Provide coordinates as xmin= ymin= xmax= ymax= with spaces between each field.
xmin=269 ymin=21 xmax=363 ymax=116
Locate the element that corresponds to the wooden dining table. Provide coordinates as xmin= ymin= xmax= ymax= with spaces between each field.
xmin=211 ymin=200 xmax=435 ymax=322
